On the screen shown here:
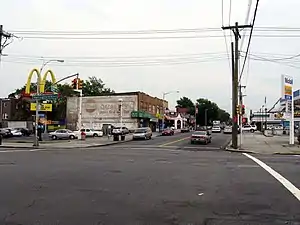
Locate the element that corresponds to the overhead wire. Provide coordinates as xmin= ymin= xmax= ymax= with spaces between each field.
xmin=239 ymin=0 xmax=260 ymax=83
xmin=221 ymin=0 xmax=232 ymax=72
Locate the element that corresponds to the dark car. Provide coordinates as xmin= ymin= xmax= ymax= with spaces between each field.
xmin=0 ymin=128 xmax=13 ymax=138
xmin=14 ymin=128 xmax=32 ymax=136
xmin=162 ymin=128 xmax=174 ymax=136
xmin=181 ymin=127 xmax=190 ymax=133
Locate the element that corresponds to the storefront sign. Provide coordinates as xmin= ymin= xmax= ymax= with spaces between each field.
xmin=30 ymin=103 xmax=53 ymax=112
xmin=131 ymin=111 xmax=152 ymax=119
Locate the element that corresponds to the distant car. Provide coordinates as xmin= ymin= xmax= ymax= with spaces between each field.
xmin=75 ymin=128 xmax=104 ymax=137
xmin=190 ymin=130 xmax=212 ymax=145
xmin=212 ymin=126 xmax=221 ymax=133
xmin=112 ymin=127 xmax=129 ymax=135
xmin=181 ymin=127 xmax=190 ymax=133
xmin=132 ymin=127 xmax=152 ymax=140
xmin=49 ymin=129 xmax=77 ymax=140
xmin=241 ymin=125 xmax=255 ymax=133
xmin=162 ymin=128 xmax=174 ymax=136
xmin=0 ymin=128 xmax=13 ymax=138
xmin=223 ymin=126 xmax=232 ymax=134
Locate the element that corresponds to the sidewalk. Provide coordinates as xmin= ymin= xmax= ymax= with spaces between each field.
xmin=226 ymin=132 xmax=300 ymax=155
xmin=0 ymin=134 xmax=133 ymax=149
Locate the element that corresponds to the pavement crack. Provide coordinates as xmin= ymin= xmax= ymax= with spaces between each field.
xmin=2 ymin=211 xmax=17 ymax=223
xmin=26 ymin=199 xmax=36 ymax=208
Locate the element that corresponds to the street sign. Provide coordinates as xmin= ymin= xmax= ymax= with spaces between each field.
xmin=30 ymin=103 xmax=52 ymax=112
xmin=51 ymin=85 xmax=58 ymax=93
xmin=32 ymin=93 xmax=58 ymax=100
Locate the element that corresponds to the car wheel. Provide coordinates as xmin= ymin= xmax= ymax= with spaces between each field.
xmin=250 ymin=129 xmax=254 ymax=133
xmin=93 ymin=133 xmax=98 ymax=137
xmin=69 ymin=135 xmax=75 ymax=140
xmin=52 ymin=135 xmax=57 ymax=140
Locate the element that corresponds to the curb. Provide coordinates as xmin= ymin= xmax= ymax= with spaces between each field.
xmin=225 ymin=148 xmax=257 ymax=154
xmin=274 ymin=152 xmax=300 ymax=155
xmin=221 ymin=138 xmax=232 ymax=150
xmin=0 ymin=145 xmax=38 ymax=149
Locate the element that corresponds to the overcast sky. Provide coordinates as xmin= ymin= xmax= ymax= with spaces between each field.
xmin=1 ymin=0 xmax=300 ymax=114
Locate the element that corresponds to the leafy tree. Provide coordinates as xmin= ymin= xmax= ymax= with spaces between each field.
xmin=176 ymin=96 xmax=195 ymax=115
xmin=83 ymin=76 xmax=114 ymax=96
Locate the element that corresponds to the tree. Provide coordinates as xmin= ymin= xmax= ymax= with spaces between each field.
xmin=176 ymin=96 xmax=195 ymax=115
xmin=194 ymin=98 xmax=230 ymax=125
xmin=83 ymin=76 xmax=114 ymax=96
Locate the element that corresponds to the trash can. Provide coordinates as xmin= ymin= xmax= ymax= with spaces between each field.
xmin=121 ymin=135 xmax=125 ymax=141
xmin=81 ymin=132 xmax=86 ymax=141
xmin=113 ymin=134 xmax=119 ymax=141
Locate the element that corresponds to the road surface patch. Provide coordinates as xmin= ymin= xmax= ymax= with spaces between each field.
xmin=158 ymin=137 xmax=191 ymax=147
xmin=243 ymin=153 xmax=300 ymax=201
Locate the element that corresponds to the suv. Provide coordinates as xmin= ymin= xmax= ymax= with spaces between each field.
xmin=112 ymin=127 xmax=129 ymax=135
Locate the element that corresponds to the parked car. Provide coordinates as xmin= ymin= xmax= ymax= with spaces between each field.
xmin=10 ymin=129 xmax=23 ymax=137
xmin=181 ymin=127 xmax=190 ymax=133
xmin=212 ymin=126 xmax=222 ymax=133
xmin=112 ymin=127 xmax=129 ymax=135
xmin=223 ymin=126 xmax=232 ymax=134
xmin=49 ymin=129 xmax=77 ymax=140
xmin=162 ymin=128 xmax=174 ymax=136
xmin=190 ymin=130 xmax=212 ymax=144
xmin=0 ymin=128 xmax=13 ymax=138
xmin=75 ymin=128 xmax=104 ymax=137
xmin=132 ymin=127 xmax=152 ymax=140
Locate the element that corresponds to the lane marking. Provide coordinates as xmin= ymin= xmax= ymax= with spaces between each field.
xmin=243 ymin=153 xmax=300 ymax=201
xmin=159 ymin=137 xmax=190 ymax=147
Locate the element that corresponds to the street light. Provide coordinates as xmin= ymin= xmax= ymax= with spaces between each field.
xmin=35 ymin=59 xmax=64 ymax=145
xmin=162 ymin=90 xmax=179 ymax=130
xmin=119 ymin=99 xmax=123 ymax=127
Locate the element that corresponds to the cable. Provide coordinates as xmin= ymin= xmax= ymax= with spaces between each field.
xmin=2 ymin=57 xmax=229 ymax=68
xmin=240 ymin=0 xmax=253 ymax=49
xmin=239 ymin=0 xmax=260 ymax=83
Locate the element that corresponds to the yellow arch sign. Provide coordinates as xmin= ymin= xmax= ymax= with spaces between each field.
xmin=25 ymin=69 xmax=57 ymax=94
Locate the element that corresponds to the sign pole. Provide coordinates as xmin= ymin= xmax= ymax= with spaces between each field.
xmin=290 ymin=95 xmax=294 ymax=145
xmin=34 ymin=76 xmax=40 ymax=147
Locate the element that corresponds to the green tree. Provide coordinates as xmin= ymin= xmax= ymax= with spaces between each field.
xmin=83 ymin=76 xmax=114 ymax=96
xmin=176 ymin=96 xmax=195 ymax=115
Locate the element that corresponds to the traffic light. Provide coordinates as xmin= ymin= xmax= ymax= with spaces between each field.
xmin=78 ymin=79 xmax=83 ymax=89
xmin=71 ymin=78 xmax=78 ymax=89
xmin=236 ymin=104 xmax=240 ymax=115
xmin=241 ymin=105 xmax=245 ymax=115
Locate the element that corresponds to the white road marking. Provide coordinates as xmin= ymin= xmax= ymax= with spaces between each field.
xmin=243 ymin=153 xmax=300 ymax=201
xmin=198 ymin=193 xmax=204 ymax=196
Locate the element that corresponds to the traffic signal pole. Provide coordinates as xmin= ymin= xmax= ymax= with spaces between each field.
xmin=239 ymin=85 xmax=246 ymax=149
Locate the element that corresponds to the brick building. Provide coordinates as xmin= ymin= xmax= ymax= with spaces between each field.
xmin=0 ymin=98 xmax=17 ymax=122
xmin=66 ymin=92 xmax=168 ymax=131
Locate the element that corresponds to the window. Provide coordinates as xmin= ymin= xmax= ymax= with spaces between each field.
xmin=152 ymin=105 xmax=155 ymax=113
xmin=3 ymin=113 xmax=8 ymax=120
xmin=3 ymin=103 xmax=7 ymax=108
xmin=148 ymin=104 xmax=151 ymax=112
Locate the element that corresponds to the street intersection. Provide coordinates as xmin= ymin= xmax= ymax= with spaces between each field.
xmin=0 ymin=132 xmax=299 ymax=224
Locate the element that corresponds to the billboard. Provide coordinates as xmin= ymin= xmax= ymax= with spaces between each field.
xmin=281 ymin=75 xmax=293 ymax=101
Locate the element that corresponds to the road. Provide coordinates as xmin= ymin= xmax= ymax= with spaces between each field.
xmin=0 ymin=132 xmax=299 ymax=224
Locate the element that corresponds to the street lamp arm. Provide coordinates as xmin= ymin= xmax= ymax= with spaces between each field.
xmin=41 ymin=59 xmax=65 ymax=72
xmin=163 ymin=90 xmax=179 ymax=97
xmin=54 ymin=73 xmax=79 ymax=85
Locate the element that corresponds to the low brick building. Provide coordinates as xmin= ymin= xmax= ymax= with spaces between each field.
xmin=66 ymin=92 xmax=168 ymax=131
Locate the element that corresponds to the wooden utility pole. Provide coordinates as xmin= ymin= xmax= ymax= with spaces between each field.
xmin=222 ymin=22 xmax=252 ymax=149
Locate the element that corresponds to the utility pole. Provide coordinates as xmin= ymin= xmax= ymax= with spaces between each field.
xmin=222 ymin=22 xmax=252 ymax=149
xmin=0 ymin=25 xmax=13 ymax=56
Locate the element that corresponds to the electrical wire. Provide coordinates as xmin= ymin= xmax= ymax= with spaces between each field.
xmin=239 ymin=0 xmax=260 ymax=83
xmin=240 ymin=0 xmax=253 ymax=49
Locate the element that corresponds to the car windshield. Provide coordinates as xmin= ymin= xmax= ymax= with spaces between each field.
xmin=213 ymin=126 xmax=220 ymax=129
xmin=135 ymin=128 xmax=147 ymax=133
xmin=114 ymin=127 xmax=121 ymax=129
xmin=194 ymin=131 xmax=207 ymax=135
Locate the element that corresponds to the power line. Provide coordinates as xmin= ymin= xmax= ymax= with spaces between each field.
xmin=239 ymin=0 xmax=260 ymax=83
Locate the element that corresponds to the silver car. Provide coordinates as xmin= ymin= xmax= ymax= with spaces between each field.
xmin=132 ymin=127 xmax=152 ymax=140
xmin=49 ymin=129 xmax=77 ymax=140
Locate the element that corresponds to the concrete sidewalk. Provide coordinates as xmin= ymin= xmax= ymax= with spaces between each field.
xmin=226 ymin=132 xmax=300 ymax=155
xmin=0 ymin=134 xmax=133 ymax=149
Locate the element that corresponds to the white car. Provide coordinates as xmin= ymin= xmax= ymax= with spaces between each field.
xmin=241 ymin=125 xmax=255 ymax=133
xmin=74 ymin=128 xmax=103 ymax=137
xmin=10 ymin=129 xmax=22 ymax=137
xmin=223 ymin=126 xmax=232 ymax=134
xmin=112 ymin=127 xmax=129 ymax=135
xmin=212 ymin=126 xmax=221 ymax=133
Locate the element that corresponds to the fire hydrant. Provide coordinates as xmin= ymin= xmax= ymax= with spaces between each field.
xmin=81 ymin=132 xmax=86 ymax=141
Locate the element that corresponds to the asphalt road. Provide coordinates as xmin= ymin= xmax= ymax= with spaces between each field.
xmin=122 ymin=131 xmax=231 ymax=150
xmin=0 ymin=133 xmax=299 ymax=224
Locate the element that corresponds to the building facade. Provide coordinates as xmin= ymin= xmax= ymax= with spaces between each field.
xmin=66 ymin=92 xmax=167 ymax=131
xmin=0 ymin=98 xmax=17 ymax=122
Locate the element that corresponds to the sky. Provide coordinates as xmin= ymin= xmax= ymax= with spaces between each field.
xmin=1 ymin=0 xmax=300 ymax=114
